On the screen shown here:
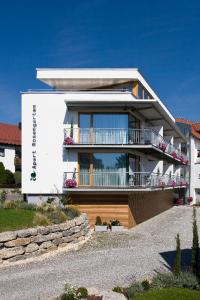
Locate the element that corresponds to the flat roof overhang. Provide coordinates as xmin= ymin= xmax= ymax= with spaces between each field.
xmin=63 ymin=144 xmax=187 ymax=165
xmin=65 ymin=95 xmax=187 ymax=143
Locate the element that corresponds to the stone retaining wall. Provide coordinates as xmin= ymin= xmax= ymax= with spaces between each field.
xmin=0 ymin=213 xmax=89 ymax=264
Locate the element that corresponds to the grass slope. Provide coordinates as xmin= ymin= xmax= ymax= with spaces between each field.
xmin=0 ymin=209 xmax=35 ymax=232
xmin=134 ymin=288 xmax=200 ymax=300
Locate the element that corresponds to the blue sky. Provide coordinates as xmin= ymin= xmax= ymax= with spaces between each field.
xmin=0 ymin=0 xmax=200 ymax=124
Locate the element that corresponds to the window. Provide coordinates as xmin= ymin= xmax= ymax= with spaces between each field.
xmin=0 ymin=148 xmax=5 ymax=157
xmin=197 ymin=150 xmax=200 ymax=158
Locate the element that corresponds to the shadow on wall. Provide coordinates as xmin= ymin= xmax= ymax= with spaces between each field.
xmin=159 ymin=248 xmax=199 ymax=272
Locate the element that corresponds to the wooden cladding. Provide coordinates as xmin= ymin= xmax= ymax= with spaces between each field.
xmin=70 ymin=190 xmax=173 ymax=228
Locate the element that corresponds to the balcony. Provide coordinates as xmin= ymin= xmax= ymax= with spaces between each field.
xmin=63 ymin=128 xmax=189 ymax=165
xmin=63 ymin=171 xmax=188 ymax=191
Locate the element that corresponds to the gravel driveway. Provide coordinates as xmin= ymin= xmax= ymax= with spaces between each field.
xmin=0 ymin=206 xmax=198 ymax=300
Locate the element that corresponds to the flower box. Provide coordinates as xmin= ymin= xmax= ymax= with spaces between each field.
xmin=159 ymin=181 xmax=166 ymax=188
xmin=65 ymin=179 xmax=77 ymax=188
xmin=95 ymin=225 xmax=108 ymax=232
xmin=64 ymin=136 xmax=74 ymax=145
xmin=159 ymin=143 xmax=167 ymax=152
xmin=171 ymin=180 xmax=176 ymax=188
xmin=170 ymin=151 xmax=177 ymax=159
xmin=111 ymin=225 xmax=124 ymax=232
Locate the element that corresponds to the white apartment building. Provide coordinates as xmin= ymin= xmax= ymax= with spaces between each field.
xmin=22 ymin=68 xmax=189 ymax=228
xmin=176 ymin=118 xmax=200 ymax=204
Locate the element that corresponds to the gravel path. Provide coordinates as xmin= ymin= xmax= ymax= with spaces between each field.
xmin=0 ymin=206 xmax=198 ymax=300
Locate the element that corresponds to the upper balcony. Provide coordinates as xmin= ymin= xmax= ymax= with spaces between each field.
xmin=63 ymin=128 xmax=189 ymax=165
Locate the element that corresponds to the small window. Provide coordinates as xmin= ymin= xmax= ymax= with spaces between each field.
xmin=197 ymin=150 xmax=200 ymax=158
xmin=0 ymin=148 xmax=5 ymax=157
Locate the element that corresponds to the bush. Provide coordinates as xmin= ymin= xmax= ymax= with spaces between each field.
xmin=126 ymin=282 xmax=144 ymax=298
xmin=18 ymin=202 xmax=37 ymax=211
xmin=110 ymin=219 xmax=121 ymax=226
xmin=5 ymin=169 xmax=15 ymax=184
xmin=49 ymin=210 xmax=68 ymax=224
xmin=95 ymin=216 xmax=102 ymax=225
xmin=173 ymin=233 xmax=181 ymax=276
xmin=0 ymin=190 xmax=7 ymax=203
xmin=33 ymin=213 xmax=51 ymax=226
xmin=191 ymin=208 xmax=199 ymax=276
xmin=0 ymin=162 xmax=6 ymax=185
xmin=141 ymin=280 xmax=150 ymax=290
xmin=60 ymin=284 xmax=88 ymax=300
xmin=3 ymin=200 xmax=22 ymax=209
xmin=14 ymin=171 xmax=21 ymax=185
xmin=151 ymin=272 xmax=199 ymax=290
xmin=64 ymin=206 xmax=80 ymax=219
xmin=112 ymin=286 xmax=124 ymax=293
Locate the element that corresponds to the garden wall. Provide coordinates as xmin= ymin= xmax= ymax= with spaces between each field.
xmin=0 ymin=188 xmax=23 ymax=201
xmin=0 ymin=213 xmax=89 ymax=264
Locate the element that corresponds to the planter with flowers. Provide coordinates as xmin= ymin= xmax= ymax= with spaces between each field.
xmin=95 ymin=216 xmax=108 ymax=232
xmin=110 ymin=219 xmax=124 ymax=232
xmin=170 ymin=151 xmax=177 ymax=159
xmin=65 ymin=178 xmax=77 ymax=188
xmin=171 ymin=180 xmax=176 ymax=188
xmin=159 ymin=143 xmax=167 ymax=152
xmin=159 ymin=181 xmax=166 ymax=189
xmin=179 ymin=155 xmax=185 ymax=164
xmin=187 ymin=196 xmax=193 ymax=205
xmin=175 ymin=198 xmax=183 ymax=206
xmin=64 ymin=136 xmax=74 ymax=145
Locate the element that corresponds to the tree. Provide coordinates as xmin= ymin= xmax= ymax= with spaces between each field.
xmin=0 ymin=162 xmax=6 ymax=185
xmin=173 ymin=233 xmax=181 ymax=276
xmin=191 ymin=207 xmax=199 ymax=276
xmin=5 ymin=170 xmax=15 ymax=185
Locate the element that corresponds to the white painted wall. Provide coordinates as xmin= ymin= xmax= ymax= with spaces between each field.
xmin=22 ymin=93 xmax=78 ymax=194
xmin=0 ymin=147 xmax=16 ymax=173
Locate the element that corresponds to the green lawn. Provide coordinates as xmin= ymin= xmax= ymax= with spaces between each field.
xmin=134 ymin=288 xmax=200 ymax=300
xmin=0 ymin=209 xmax=35 ymax=232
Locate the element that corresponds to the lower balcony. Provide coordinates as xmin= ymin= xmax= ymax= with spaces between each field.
xmin=63 ymin=171 xmax=188 ymax=192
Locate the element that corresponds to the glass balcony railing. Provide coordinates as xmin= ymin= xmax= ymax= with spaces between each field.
xmin=63 ymin=171 xmax=188 ymax=190
xmin=63 ymin=128 xmax=189 ymax=164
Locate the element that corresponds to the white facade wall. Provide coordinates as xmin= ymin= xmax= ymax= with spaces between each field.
xmin=22 ymin=93 xmax=78 ymax=194
xmin=0 ymin=147 xmax=16 ymax=173
xmin=190 ymin=136 xmax=200 ymax=203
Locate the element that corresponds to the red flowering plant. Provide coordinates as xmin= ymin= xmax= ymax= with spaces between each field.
xmin=159 ymin=143 xmax=167 ymax=152
xmin=171 ymin=180 xmax=176 ymax=188
xmin=159 ymin=181 xmax=165 ymax=188
xmin=179 ymin=155 xmax=185 ymax=164
xmin=187 ymin=196 xmax=193 ymax=204
xmin=170 ymin=151 xmax=177 ymax=159
xmin=184 ymin=159 xmax=189 ymax=165
xmin=176 ymin=198 xmax=183 ymax=205
xmin=65 ymin=178 xmax=77 ymax=188
xmin=64 ymin=136 xmax=74 ymax=145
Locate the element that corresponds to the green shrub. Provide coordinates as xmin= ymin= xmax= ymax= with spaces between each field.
xmin=76 ymin=287 xmax=88 ymax=299
xmin=18 ymin=202 xmax=37 ymax=211
xmin=95 ymin=216 xmax=102 ymax=225
xmin=36 ymin=202 xmax=58 ymax=213
xmin=126 ymin=282 xmax=144 ymax=298
xmin=151 ymin=272 xmax=199 ymax=290
xmin=14 ymin=171 xmax=21 ymax=185
xmin=173 ymin=233 xmax=181 ymax=276
xmin=33 ymin=213 xmax=51 ymax=226
xmin=5 ymin=170 xmax=15 ymax=185
xmin=0 ymin=190 xmax=7 ymax=203
xmin=141 ymin=280 xmax=150 ymax=290
xmin=49 ymin=210 xmax=68 ymax=224
xmin=0 ymin=162 xmax=6 ymax=185
xmin=112 ymin=286 xmax=124 ymax=293
xmin=64 ymin=206 xmax=80 ymax=219
xmin=191 ymin=208 xmax=199 ymax=276
xmin=110 ymin=219 xmax=121 ymax=226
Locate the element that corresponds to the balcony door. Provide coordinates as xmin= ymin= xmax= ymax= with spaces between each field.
xmin=79 ymin=153 xmax=128 ymax=187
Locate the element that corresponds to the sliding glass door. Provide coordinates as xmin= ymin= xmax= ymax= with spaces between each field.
xmin=79 ymin=153 xmax=129 ymax=187
xmin=79 ymin=113 xmax=140 ymax=144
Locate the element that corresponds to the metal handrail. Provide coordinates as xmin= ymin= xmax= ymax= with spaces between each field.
xmin=63 ymin=127 xmax=188 ymax=161
xmin=63 ymin=171 xmax=188 ymax=189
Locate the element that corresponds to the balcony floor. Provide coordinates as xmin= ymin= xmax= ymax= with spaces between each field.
xmin=63 ymin=144 xmax=187 ymax=165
